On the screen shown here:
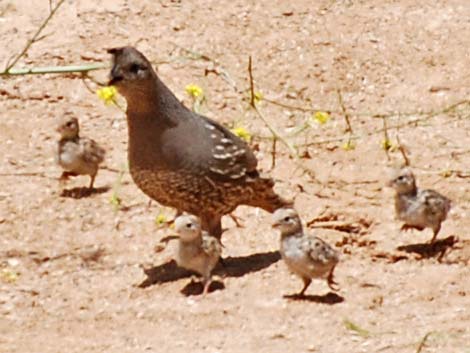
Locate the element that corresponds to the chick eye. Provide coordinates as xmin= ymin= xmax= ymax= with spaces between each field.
xmin=397 ymin=175 xmax=405 ymax=181
xmin=284 ymin=216 xmax=291 ymax=222
xmin=66 ymin=122 xmax=74 ymax=127
xmin=185 ymin=223 xmax=192 ymax=229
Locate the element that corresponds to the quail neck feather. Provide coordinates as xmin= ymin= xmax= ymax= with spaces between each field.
xmin=108 ymin=47 xmax=290 ymax=238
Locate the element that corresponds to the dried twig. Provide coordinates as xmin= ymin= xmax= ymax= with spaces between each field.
xmin=247 ymin=56 xmax=297 ymax=158
xmin=0 ymin=172 xmax=48 ymax=177
xmin=416 ymin=332 xmax=433 ymax=353
xmin=270 ymin=137 xmax=277 ymax=169
xmin=336 ymin=89 xmax=353 ymax=134
xmin=396 ymin=131 xmax=411 ymax=166
xmin=171 ymin=43 xmax=238 ymax=91
xmin=3 ymin=0 xmax=67 ymax=73
xmin=336 ymin=89 xmax=355 ymax=148
xmin=381 ymin=116 xmax=391 ymax=160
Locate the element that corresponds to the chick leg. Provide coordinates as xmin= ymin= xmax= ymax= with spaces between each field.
xmin=298 ymin=277 xmax=312 ymax=297
xmin=327 ymin=266 xmax=340 ymax=291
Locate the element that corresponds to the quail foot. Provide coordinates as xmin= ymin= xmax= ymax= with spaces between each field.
xmin=388 ymin=167 xmax=451 ymax=244
xmin=56 ymin=116 xmax=105 ymax=189
xmin=174 ymin=214 xmax=222 ymax=295
xmin=107 ymin=47 xmax=291 ymax=238
xmin=272 ymin=208 xmax=340 ymax=297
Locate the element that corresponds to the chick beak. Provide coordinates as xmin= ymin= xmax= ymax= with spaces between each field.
xmin=272 ymin=221 xmax=281 ymax=229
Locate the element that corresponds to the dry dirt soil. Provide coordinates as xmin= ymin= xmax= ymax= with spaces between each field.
xmin=0 ymin=0 xmax=469 ymax=352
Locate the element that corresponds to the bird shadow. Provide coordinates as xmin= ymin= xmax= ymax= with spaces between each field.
xmin=283 ymin=292 xmax=344 ymax=305
xmin=138 ymin=251 xmax=281 ymax=288
xmin=396 ymin=235 xmax=458 ymax=261
xmin=180 ymin=279 xmax=225 ymax=296
xmin=214 ymin=250 xmax=281 ymax=277
xmin=60 ymin=186 xmax=110 ymax=199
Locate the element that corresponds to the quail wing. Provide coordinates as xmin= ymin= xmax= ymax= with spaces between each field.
xmin=199 ymin=115 xmax=258 ymax=181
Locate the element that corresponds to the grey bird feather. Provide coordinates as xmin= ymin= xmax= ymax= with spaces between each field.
xmin=107 ymin=46 xmax=291 ymax=238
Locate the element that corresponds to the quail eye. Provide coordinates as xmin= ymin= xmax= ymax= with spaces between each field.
xmin=130 ymin=63 xmax=144 ymax=74
xmin=185 ymin=223 xmax=192 ymax=228
xmin=284 ymin=216 xmax=291 ymax=222
xmin=397 ymin=175 xmax=405 ymax=181
xmin=66 ymin=122 xmax=74 ymax=127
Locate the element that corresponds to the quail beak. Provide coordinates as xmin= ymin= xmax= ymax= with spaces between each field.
xmin=108 ymin=65 xmax=123 ymax=86
xmin=107 ymin=48 xmax=124 ymax=86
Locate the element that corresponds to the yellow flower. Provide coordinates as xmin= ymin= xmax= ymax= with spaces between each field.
xmin=381 ymin=139 xmax=393 ymax=150
xmin=231 ymin=126 xmax=252 ymax=142
xmin=342 ymin=140 xmax=356 ymax=151
xmin=440 ymin=169 xmax=452 ymax=178
xmin=185 ymin=84 xmax=204 ymax=99
xmin=313 ymin=111 xmax=330 ymax=125
xmin=155 ymin=214 xmax=167 ymax=226
xmin=109 ymin=193 xmax=121 ymax=210
xmin=1 ymin=268 xmax=19 ymax=283
xmin=96 ymin=86 xmax=118 ymax=106
xmin=254 ymin=91 xmax=263 ymax=104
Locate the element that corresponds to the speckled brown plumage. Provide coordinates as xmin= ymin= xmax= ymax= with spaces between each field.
xmin=108 ymin=46 xmax=290 ymax=237
xmin=272 ymin=208 xmax=339 ymax=297
xmin=56 ymin=116 xmax=105 ymax=189
xmin=388 ymin=167 xmax=451 ymax=243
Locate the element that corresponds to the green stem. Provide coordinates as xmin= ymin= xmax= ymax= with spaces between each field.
xmin=1 ymin=64 xmax=107 ymax=76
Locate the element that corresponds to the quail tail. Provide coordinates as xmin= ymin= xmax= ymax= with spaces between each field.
xmin=247 ymin=177 xmax=292 ymax=213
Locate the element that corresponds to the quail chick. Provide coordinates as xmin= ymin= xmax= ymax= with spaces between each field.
xmin=388 ymin=167 xmax=451 ymax=243
xmin=56 ymin=116 xmax=105 ymax=189
xmin=272 ymin=208 xmax=339 ymax=297
xmin=174 ymin=214 xmax=222 ymax=295
xmin=107 ymin=47 xmax=290 ymax=238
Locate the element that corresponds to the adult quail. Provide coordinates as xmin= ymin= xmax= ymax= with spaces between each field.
xmin=272 ymin=208 xmax=339 ymax=297
xmin=174 ymin=214 xmax=222 ymax=295
xmin=388 ymin=167 xmax=451 ymax=243
xmin=107 ymin=47 xmax=290 ymax=238
xmin=56 ymin=116 xmax=105 ymax=189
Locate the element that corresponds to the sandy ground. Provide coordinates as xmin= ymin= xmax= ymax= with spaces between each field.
xmin=0 ymin=0 xmax=469 ymax=352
